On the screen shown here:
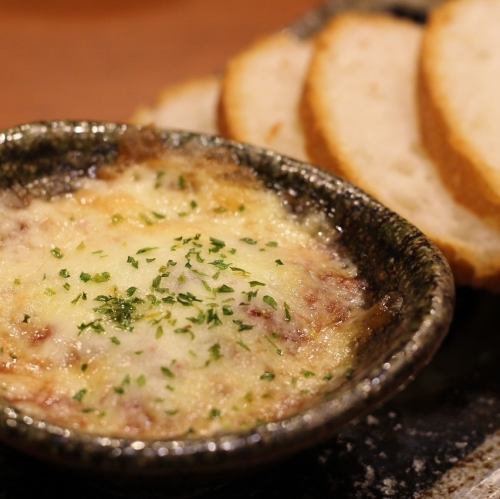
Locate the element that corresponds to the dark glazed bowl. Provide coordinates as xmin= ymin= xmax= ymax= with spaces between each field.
xmin=0 ymin=121 xmax=454 ymax=474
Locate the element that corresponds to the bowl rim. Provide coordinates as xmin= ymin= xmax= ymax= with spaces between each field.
xmin=0 ymin=120 xmax=455 ymax=473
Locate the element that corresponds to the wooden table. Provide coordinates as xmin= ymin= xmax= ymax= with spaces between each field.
xmin=0 ymin=0 xmax=320 ymax=129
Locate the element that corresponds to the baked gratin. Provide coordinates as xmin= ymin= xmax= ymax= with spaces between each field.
xmin=0 ymin=133 xmax=393 ymax=439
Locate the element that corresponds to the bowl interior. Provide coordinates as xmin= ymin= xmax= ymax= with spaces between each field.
xmin=0 ymin=121 xmax=454 ymax=473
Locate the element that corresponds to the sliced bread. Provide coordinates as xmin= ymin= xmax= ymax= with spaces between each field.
xmin=218 ymin=32 xmax=312 ymax=161
xmin=302 ymin=13 xmax=500 ymax=289
xmin=419 ymin=0 xmax=500 ymax=227
xmin=132 ymin=75 xmax=220 ymax=134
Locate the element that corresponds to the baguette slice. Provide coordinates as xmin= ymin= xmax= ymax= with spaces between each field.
xmin=218 ymin=32 xmax=312 ymax=161
xmin=419 ymin=0 xmax=500 ymax=227
xmin=302 ymin=13 xmax=500 ymax=290
xmin=132 ymin=75 xmax=220 ymax=134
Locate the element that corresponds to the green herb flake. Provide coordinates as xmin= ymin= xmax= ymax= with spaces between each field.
xmin=236 ymin=340 xmax=251 ymax=352
xmin=161 ymin=366 xmax=175 ymax=378
xmin=233 ymin=319 xmax=254 ymax=332
xmin=22 ymin=314 xmax=30 ymax=324
xmin=249 ymin=280 xmax=265 ymax=287
xmin=127 ymin=256 xmax=139 ymax=269
xmin=81 ymin=363 xmax=88 ymax=372
xmin=230 ymin=266 xmax=250 ymax=277
xmin=178 ymin=175 xmax=186 ymax=190
xmin=240 ymin=237 xmax=257 ymax=245
xmin=260 ymin=371 xmax=275 ymax=381
xmin=323 ymin=373 xmax=333 ymax=381
xmin=151 ymin=211 xmax=166 ymax=220
xmin=284 ymin=302 xmax=291 ymax=321
xmin=263 ymin=295 xmax=278 ymax=310
xmin=59 ymin=268 xmax=70 ymax=278
xmin=73 ymin=388 xmax=87 ymax=402
xmin=80 ymin=272 xmax=91 ymax=282
xmin=63 ymin=282 xmax=71 ymax=291
xmin=51 ymin=247 xmax=64 ymax=259
xmin=110 ymin=336 xmax=121 ymax=346
xmin=266 ymin=241 xmax=278 ymax=247
xmin=208 ymin=343 xmax=222 ymax=361
xmin=126 ymin=286 xmax=138 ymax=297
xmin=111 ymin=213 xmax=124 ymax=225
xmin=209 ymin=237 xmax=226 ymax=253
xmin=222 ymin=305 xmax=233 ymax=316
xmin=136 ymin=247 xmax=159 ymax=254
xmin=136 ymin=375 xmax=147 ymax=387
xmin=213 ymin=206 xmax=227 ymax=214
xmin=210 ymin=260 xmax=230 ymax=270
xmin=155 ymin=326 xmax=164 ymax=339
xmin=265 ymin=336 xmax=283 ymax=356
xmin=209 ymin=408 xmax=221 ymax=419
xmin=44 ymin=288 xmax=56 ymax=296
xmin=76 ymin=241 xmax=86 ymax=251
xmin=217 ymin=284 xmax=234 ymax=293
xmin=275 ymin=259 xmax=284 ymax=266
xmin=92 ymin=272 xmax=111 ymax=283
xmin=302 ymin=370 xmax=316 ymax=378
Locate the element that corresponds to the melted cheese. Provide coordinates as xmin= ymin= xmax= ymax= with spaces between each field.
xmin=0 ymin=152 xmax=375 ymax=438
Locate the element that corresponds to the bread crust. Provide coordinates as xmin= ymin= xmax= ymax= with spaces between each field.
xmin=418 ymin=0 xmax=500 ymax=228
xmin=302 ymin=13 xmax=500 ymax=290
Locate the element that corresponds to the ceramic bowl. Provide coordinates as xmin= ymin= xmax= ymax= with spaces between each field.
xmin=0 ymin=121 xmax=454 ymax=474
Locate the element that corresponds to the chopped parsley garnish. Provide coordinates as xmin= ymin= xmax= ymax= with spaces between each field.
xmin=136 ymin=375 xmax=147 ymax=387
xmin=208 ymin=343 xmax=222 ymax=361
xmin=126 ymin=286 xmax=137 ymax=296
xmin=210 ymin=260 xmax=230 ymax=270
xmin=80 ymin=272 xmax=91 ymax=282
xmin=323 ymin=373 xmax=333 ymax=381
xmin=94 ymin=295 xmax=141 ymax=330
xmin=127 ymin=256 xmax=139 ymax=269
xmin=78 ymin=320 xmax=104 ymax=335
xmin=209 ymin=408 xmax=221 ymax=419
xmin=207 ymin=309 xmax=222 ymax=327
xmin=136 ymin=247 xmax=159 ymax=254
xmin=151 ymin=211 xmax=166 ymax=220
xmin=59 ymin=268 xmax=70 ymax=278
xmin=178 ymin=175 xmax=186 ymax=190
xmin=50 ymin=247 xmax=64 ymax=259
xmin=240 ymin=237 xmax=257 ymax=245
xmin=177 ymin=292 xmax=201 ymax=306
xmin=275 ymin=259 xmax=284 ymax=266
xmin=209 ymin=237 xmax=225 ymax=253
xmin=92 ymin=272 xmax=111 ymax=283
xmin=265 ymin=335 xmax=283 ymax=356
xmin=233 ymin=319 xmax=254 ymax=332
xmin=222 ymin=305 xmax=233 ymax=316
xmin=284 ymin=302 xmax=291 ymax=321
xmin=302 ymin=370 xmax=316 ymax=378
xmin=110 ymin=336 xmax=121 ymax=345
xmin=236 ymin=340 xmax=251 ymax=352
xmin=230 ymin=266 xmax=250 ymax=277
xmin=161 ymin=366 xmax=175 ymax=378
xmin=260 ymin=371 xmax=275 ymax=381
xmin=263 ymin=295 xmax=278 ymax=310
xmin=73 ymin=389 xmax=87 ymax=402
xmin=111 ymin=213 xmax=124 ymax=225
xmin=249 ymin=280 xmax=265 ymax=287
xmin=155 ymin=326 xmax=164 ymax=339
xmin=266 ymin=241 xmax=278 ymax=247
xmin=217 ymin=284 xmax=234 ymax=293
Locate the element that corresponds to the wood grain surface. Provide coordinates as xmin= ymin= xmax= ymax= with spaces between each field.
xmin=0 ymin=0 xmax=320 ymax=129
